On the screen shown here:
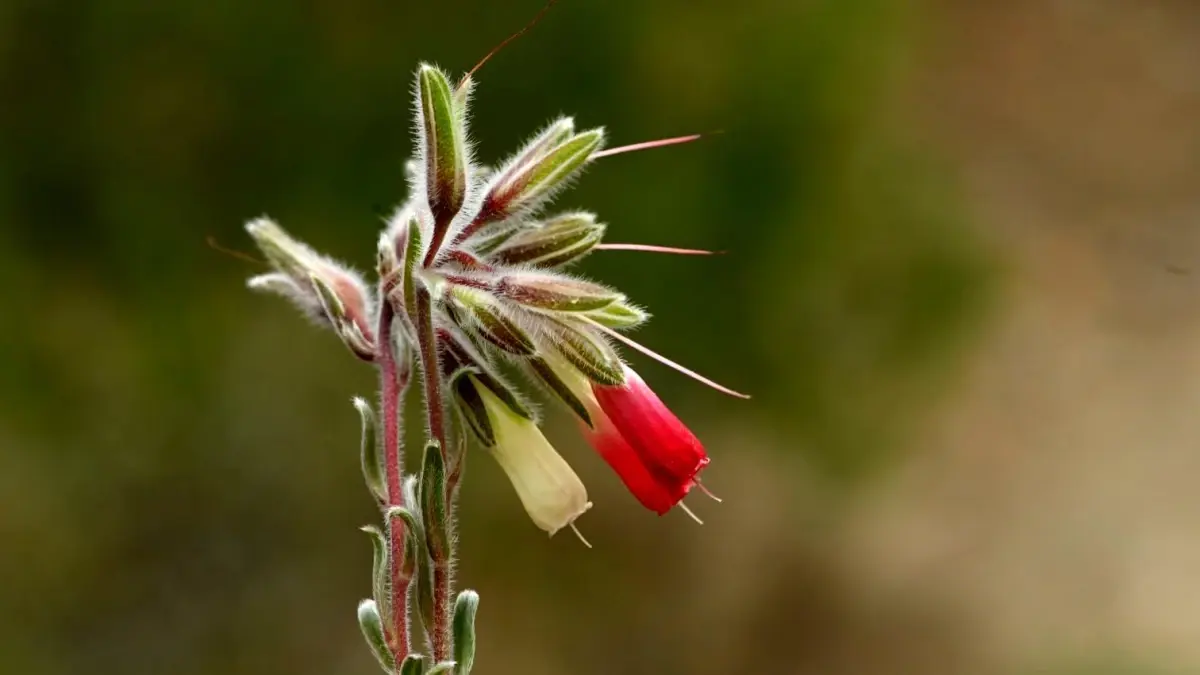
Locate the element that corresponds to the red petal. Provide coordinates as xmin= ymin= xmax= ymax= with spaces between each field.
xmin=581 ymin=416 xmax=689 ymax=515
xmin=592 ymin=368 xmax=709 ymax=488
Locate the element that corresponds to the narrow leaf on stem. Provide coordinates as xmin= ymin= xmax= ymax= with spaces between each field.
xmin=361 ymin=525 xmax=390 ymax=628
xmin=355 ymin=398 xmax=386 ymax=502
xmin=357 ymin=599 xmax=396 ymax=674
xmin=452 ymin=590 xmax=479 ymax=675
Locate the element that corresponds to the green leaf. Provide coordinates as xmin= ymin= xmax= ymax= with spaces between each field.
xmin=426 ymin=662 xmax=457 ymax=675
xmin=419 ymin=441 xmax=449 ymax=560
xmin=357 ymin=599 xmax=395 ymax=673
xmin=527 ymin=357 xmax=592 ymax=426
xmin=450 ymin=374 xmax=495 ymax=447
xmin=404 ymin=218 xmax=424 ymax=310
xmin=360 ymin=525 xmax=390 ymax=627
xmin=385 ymin=505 xmax=423 ymax=583
xmin=354 ymin=398 xmax=386 ymax=502
xmin=452 ymin=590 xmax=479 ymax=675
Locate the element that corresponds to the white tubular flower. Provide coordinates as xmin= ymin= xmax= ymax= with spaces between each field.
xmin=474 ymin=377 xmax=591 ymax=536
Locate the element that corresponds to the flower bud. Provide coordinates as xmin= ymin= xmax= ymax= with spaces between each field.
xmin=417 ymin=64 xmax=468 ymax=228
xmin=497 ymin=272 xmax=620 ymax=312
xmin=473 ymin=376 xmax=591 ymax=535
xmin=245 ymin=218 xmax=376 ymax=359
xmin=491 ymin=211 xmax=605 ymax=267
xmin=480 ymin=125 xmax=604 ymax=222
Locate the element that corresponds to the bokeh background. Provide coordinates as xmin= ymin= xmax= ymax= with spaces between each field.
xmin=3 ymin=1 xmax=1200 ymax=674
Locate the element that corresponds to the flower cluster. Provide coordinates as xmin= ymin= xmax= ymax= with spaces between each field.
xmin=244 ymin=64 xmax=741 ymax=674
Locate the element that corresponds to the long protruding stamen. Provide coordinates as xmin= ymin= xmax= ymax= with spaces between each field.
xmin=595 ymin=243 xmax=721 ymax=256
xmin=695 ymin=481 xmax=723 ymax=503
xmin=568 ymin=521 xmax=593 ymax=548
xmin=678 ymin=502 xmax=704 ymax=525
xmin=588 ymin=321 xmax=751 ymax=399
xmin=458 ymin=0 xmax=561 ymax=89
xmin=590 ymin=134 xmax=702 ymax=160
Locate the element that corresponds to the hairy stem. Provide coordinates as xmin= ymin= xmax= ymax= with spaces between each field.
xmin=413 ymin=285 xmax=453 ymax=662
xmin=377 ymin=299 xmax=411 ymax=667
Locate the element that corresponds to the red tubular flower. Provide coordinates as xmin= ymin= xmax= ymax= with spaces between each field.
xmin=585 ymin=366 xmax=709 ymax=514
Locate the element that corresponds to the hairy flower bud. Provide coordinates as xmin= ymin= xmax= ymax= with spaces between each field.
xmin=497 ymin=272 xmax=620 ymax=312
xmin=417 ymin=64 xmax=468 ymax=230
xmin=478 ymin=125 xmax=604 ymax=223
xmin=246 ymin=218 xmax=376 ymax=359
xmin=491 ymin=211 xmax=604 ymax=267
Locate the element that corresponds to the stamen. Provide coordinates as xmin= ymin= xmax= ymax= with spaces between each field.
xmin=588 ymin=321 xmax=751 ymax=400
xmin=678 ymin=502 xmax=704 ymax=525
xmin=207 ymin=235 xmax=266 ymax=266
xmin=590 ymin=134 xmax=702 ymax=160
xmin=568 ymin=521 xmax=593 ymax=548
xmin=595 ymin=243 xmax=722 ymax=256
xmin=458 ymin=0 xmax=561 ymax=90
xmin=695 ymin=481 xmax=723 ymax=503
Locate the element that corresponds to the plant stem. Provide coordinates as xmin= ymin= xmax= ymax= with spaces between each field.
xmin=413 ymin=286 xmax=453 ymax=662
xmin=377 ymin=299 xmax=411 ymax=668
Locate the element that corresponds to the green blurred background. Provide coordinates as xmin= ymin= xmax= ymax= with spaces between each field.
xmin=5 ymin=1 xmax=1200 ymax=674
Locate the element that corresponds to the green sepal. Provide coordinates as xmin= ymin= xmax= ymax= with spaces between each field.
xmin=449 ymin=369 xmax=495 ymax=447
xmin=528 ymin=357 xmax=592 ymax=426
xmin=452 ymin=590 xmax=479 ymax=675
xmin=543 ymin=319 xmax=625 ymax=386
xmin=357 ymin=599 xmax=395 ymax=673
xmin=427 ymin=663 xmax=457 ymax=675
xmin=583 ymin=300 xmax=649 ymax=329
xmin=354 ymin=398 xmax=386 ymax=502
xmin=450 ymin=287 xmax=536 ymax=355
xmin=310 ymin=273 xmax=375 ymax=360
xmin=418 ymin=64 xmax=467 ymax=226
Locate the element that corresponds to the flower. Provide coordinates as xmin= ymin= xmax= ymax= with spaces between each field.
xmin=473 ymin=377 xmax=592 ymax=535
xmin=542 ymin=357 xmax=708 ymax=515
xmin=590 ymin=366 xmax=709 ymax=497
xmin=582 ymin=410 xmax=696 ymax=515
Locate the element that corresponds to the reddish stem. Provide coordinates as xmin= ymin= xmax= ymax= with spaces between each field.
xmin=377 ymin=300 xmax=411 ymax=667
xmin=413 ymin=286 xmax=453 ymax=661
